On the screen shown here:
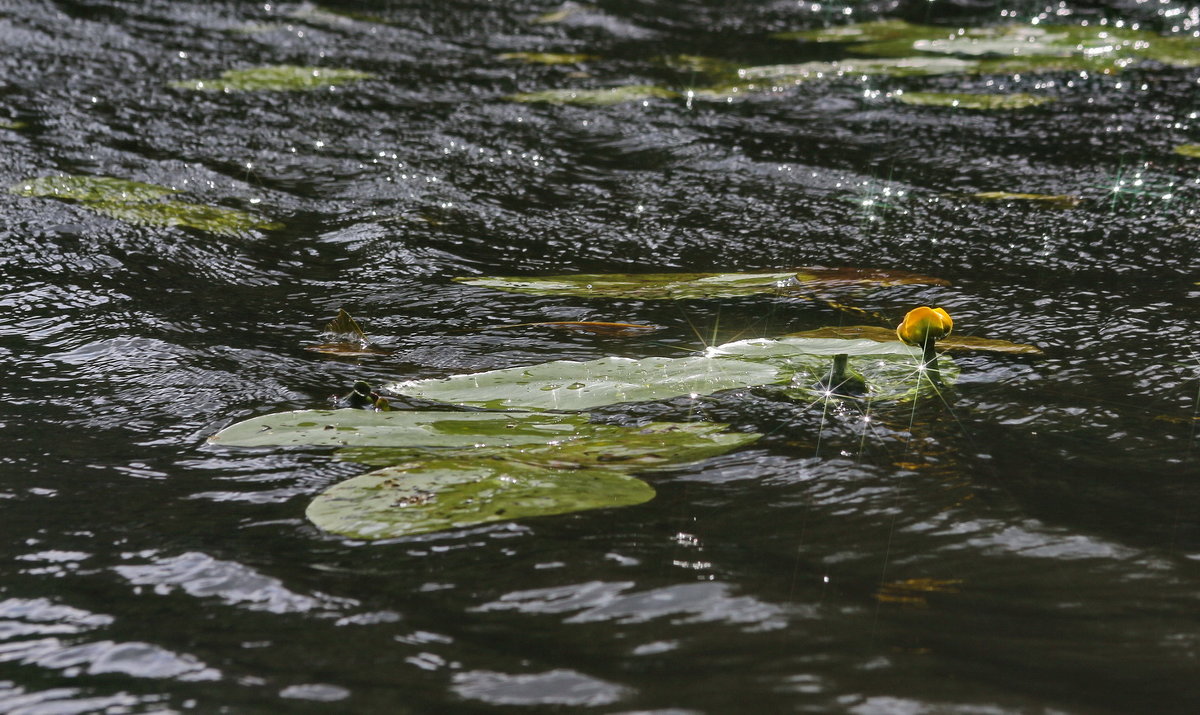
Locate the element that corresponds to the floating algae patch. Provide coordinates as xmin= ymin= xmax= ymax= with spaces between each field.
xmin=506 ymin=85 xmax=678 ymax=106
xmin=896 ymin=91 xmax=1054 ymax=110
xmin=10 ymin=174 xmax=279 ymax=236
xmin=171 ymin=65 xmax=373 ymax=92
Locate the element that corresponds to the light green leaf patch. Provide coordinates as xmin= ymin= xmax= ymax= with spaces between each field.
xmin=12 ymin=175 xmax=178 ymax=203
xmin=506 ymin=85 xmax=679 ymax=106
xmin=171 ymin=65 xmax=373 ymax=92
xmin=454 ymin=268 xmax=947 ymax=300
xmin=209 ymin=409 xmax=593 ymax=448
xmin=306 ymin=460 xmax=655 ymax=540
xmin=785 ymin=325 xmax=1043 ymax=355
xmin=896 ymin=91 xmax=1053 ymax=110
xmin=10 ymin=175 xmax=280 ymax=236
xmin=388 ymin=336 xmax=955 ymax=411
xmin=1175 ymin=145 xmax=1200 ymax=159
xmin=388 ymin=354 xmax=783 ymax=412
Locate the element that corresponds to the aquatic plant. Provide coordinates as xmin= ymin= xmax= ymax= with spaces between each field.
xmin=897 ymin=306 xmax=953 ymax=381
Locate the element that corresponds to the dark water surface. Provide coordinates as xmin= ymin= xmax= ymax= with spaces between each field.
xmin=2 ymin=0 xmax=1199 ymax=711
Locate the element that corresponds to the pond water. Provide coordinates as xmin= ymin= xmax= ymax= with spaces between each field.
xmin=2 ymin=0 xmax=1198 ymax=711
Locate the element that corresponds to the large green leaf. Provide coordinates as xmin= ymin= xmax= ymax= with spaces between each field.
xmin=338 ymin=421 xmax=761 ymax=469
xmin=209 ymin=409 xmax=593 ymax=448
xmin=454 ymin=268 xmax=947 ymax=300
xmin=171 ymin=66 xmax=373 ymax=92
xmin=387 ymin=355 xmax=784 ymax=411
xmin=306 ymin=460 xmax=655 ymax=540
xmin=388 ymin=336 xmax=956 ymax=410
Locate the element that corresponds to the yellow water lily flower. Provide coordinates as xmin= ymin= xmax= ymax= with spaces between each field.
xmin=896 ymin=306 xmax=953 ymax=347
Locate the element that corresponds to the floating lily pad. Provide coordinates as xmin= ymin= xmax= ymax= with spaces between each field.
xmin=387 ymin=354 xmax=784 ymax=412
xmin=171 ymin=65 xmax=373 ymax=92
xmin=506 ymin=85 xmax=678 ymax=106
xmin=339 ymin=421 xmax=760 ymax=469
xmin=306 ymin=460 xmax=655 ymax=540
xmin=389 ymin=335 xmax=956 ymax=411
xmin=11 ymin=174 xmax=279 ymax=236
xmin=89 ymin=199 xmax=280 ymax=236
xmin=707 ymin=336 xmax=957 ymax=402
xmin=209 ymin=409 xmax=593 ymax=449
xmin=1175 ymin=145 xmax=1200 ymax=159
xmin=969 ymin=191 xmax=1080 ymax=208
xmin=692 ymin=57 xmax=976 ymax=99
xmin=896 ymin=92 xmax=1053 ymax=110
xmin=785 ymin=325 xmax=1043 ymax=355
xmin=499 ymin=52 xmax=598 ymax=64
xmin=1 ymin=120 xmax=26 ymax=130
xmin=11 ymin=175 xmax=178 ymax=203
xmin=454 ymin=268 xmax=947 ymax=300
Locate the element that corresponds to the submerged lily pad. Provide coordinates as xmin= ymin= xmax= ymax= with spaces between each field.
xmin=969 ymin=191 xmax=1080 ymax=208
xmin=89 ymin=199 xmax=280 ymax=236
xmin=11 ymin=175 xmax=178 ymax=203
xmin=896 ymin=92 xmax=1053 ymax=110
xmin=785 ymin=325 xmax=1043 ymax=355
xmin=692 ymin=57 xmax=975 ymax=99
xmin=454 ymin=268 xmax=947 ymax=300
xmin=171 ymin=65 xmax=373 ymax=92
xmin=1175 ymin=145 xmax=1200 ymax=159
xmin=307 ymin=460 xmax=655 ymax=540
xmin=499 ymin=52 xmax=598 ymax=65
xmin=11 ymin=174 xmax=279 ymax=235
xmin=506 ymin=85 xmax=678 ymax=106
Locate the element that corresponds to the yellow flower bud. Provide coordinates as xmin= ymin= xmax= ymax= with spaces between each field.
xmin=896 ymin=307 xmax=953 ymax=347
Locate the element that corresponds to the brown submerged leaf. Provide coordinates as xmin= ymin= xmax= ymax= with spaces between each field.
xmin=876 ymin=578 xmax=963 ymax=606
xmin=786 ymin=324 xmax=1042 ymax=355
xmin=306 ymin=309 xmax=391 ymax=355
xmin=487 ymin=321 xmax=661 ymax=336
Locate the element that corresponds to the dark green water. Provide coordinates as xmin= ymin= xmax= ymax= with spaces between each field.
xmin=1 ymin=0 xmax=1198 ymax=711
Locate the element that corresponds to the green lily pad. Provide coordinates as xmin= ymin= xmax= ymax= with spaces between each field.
xmin=692 ymin=57 xmax=976 ymax=99
xmin=1175 ymin=145 xmax=1200 ymax=159
xmin=1 ymin=120 xmax=26 ymax=130
xmin=339 ymin=420 xmax=760 ymax=469
xmin=784 ymin=325 xmax=1043 ymax=355
xmin=454 ymin=268 xmax=947 ymax=300
xmin=968 ymin=191 xmax=1080 ymax=208
xmin=306 ymin=460 xmax=655 ymax=540
xmin=388 ymin=335 xmax=956 ymax=411
xmin=387 ymin=354 xmax=784 ymax=412
xmin=506 ymin=85 xmax=679 ymax=106
xmin=11 ymin=175 xmax=178 ymax=203
xmin=896 ymin=91 xmax=1053 ymax=110
xmin=171 ymin=65 xmax=373 ymax=92
xmin=209 ymin=409 xmax=594 ymax=448
xmin=499 ymin=52 xmax=598 ymax=65
xmin=89 ymin=199 xmax=280 ymax=236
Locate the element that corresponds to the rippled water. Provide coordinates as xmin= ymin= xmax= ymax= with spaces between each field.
xmin=2 ymin=0 xmax=1198 ymax=711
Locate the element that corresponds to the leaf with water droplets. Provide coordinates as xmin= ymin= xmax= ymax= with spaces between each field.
xmin=307 ymin=460 xmax=655 ymax=540
xmin=784 ymin=325 xmax=1043 ymax=355
xmin=171 ymin=65 xmax=373 ymax=92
